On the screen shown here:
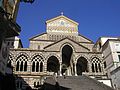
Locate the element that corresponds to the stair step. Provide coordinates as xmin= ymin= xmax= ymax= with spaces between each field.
xmin=43 ymin=75 xmax=114 ymax=90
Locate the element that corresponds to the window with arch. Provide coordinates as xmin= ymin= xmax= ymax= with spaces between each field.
xmin=7 ymin=55 xmax=13 ymax=67
xmin=16 ymin=54 xmax=28 ymax=72
xmin=91 ymin=57 xmax=102 ymax=73
xmin=32 ymin=55 xmax=44 ymax=72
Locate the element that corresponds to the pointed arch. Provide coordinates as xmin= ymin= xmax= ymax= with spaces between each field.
xmin=16 ymin=61 xmax=19 ymax=71
xmin=91 ymin=57 xmax=102 ymax=73
xmin=7 ymin=54 xmax=14 ymax=68
xmin=61 ymin=44 xmax=74 ymax=75
xmin=62 ymin=45 xmax=73 ymax=66
xmin=76 ymin=56 xmax=88 ymax=75
xmin=31 ymin=53 xmax=45 ymax=62
xmin=47 ymin=56 xmax=60 ymax=73
xmin=60 ymin=43 xmax=75 ymax=53
xmin=16 ymin=52 xmax=29 ymax=61
xmin=16 ymin=53 xmax=28 ymax=72
xmin=46 ymin=54 xmax=61 ymax=63
xmin=31 ymin=54 xmax=44 ymax=72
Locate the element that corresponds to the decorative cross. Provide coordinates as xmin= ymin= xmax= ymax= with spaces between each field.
xmin=61 ymin=12 xmax=64 ymax=15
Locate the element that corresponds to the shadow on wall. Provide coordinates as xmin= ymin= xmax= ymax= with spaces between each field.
xmin=1 ymin=72 xmax=71 ymax=90
xmin=15 ymin=75 xmax=32 ymax=90
xmin=1 ymin=73 xmax=32 ymax=90
xmin=0 ymin=72 xmax=17 ymax=90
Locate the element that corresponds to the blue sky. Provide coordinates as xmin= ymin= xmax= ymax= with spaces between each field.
xmin=17 ymin=0 xmax=120 ymax=47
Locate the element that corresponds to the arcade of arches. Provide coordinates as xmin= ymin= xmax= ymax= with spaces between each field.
xmin=9 ymin=44 xmax=104 ymax=76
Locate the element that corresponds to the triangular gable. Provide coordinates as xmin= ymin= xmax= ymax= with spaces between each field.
xmin=46 ymin=15 xmax=79 ymax=34
xmin=44 ymin=37 xmax=90 ymax=52
xmin=46 ymin=15 xmax=79 ymax=25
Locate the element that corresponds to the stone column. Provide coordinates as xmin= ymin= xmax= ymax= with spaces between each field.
xmin=88 ymin=62 xmax=92 ymax=73
xmin=44 ymin=62 xmax=47 ymax=72
xmin=59 ymin=63 xmax=62 ymax=76
xmin=94 ymin=63 xmax=96 ymax=73
xmin=74 ymin=62 xmax=77 ymax=76
xmin=39 ymin=63 xmax=41 ymax=72
xmin=97 ymin=63 xmax=100 ymax=72
xmin=28 ymin=61 xmax=31 ymax=73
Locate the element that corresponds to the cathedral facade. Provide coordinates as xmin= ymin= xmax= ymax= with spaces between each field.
xmin=8 ymin=14 xmax=107 ymax=89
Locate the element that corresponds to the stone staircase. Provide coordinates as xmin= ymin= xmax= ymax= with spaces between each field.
xmin=42 ymin=75 xmax=114 ymax=90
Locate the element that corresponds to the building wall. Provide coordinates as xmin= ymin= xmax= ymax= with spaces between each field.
xmin=0 ymin=40 xmax=9 ymax=75
xmin=110 ymin=67 xmax=120 ymax=90
xmin=104 ymin=41 xmax=120 ymax=72
xmin=103 ymin=42 xmax=113 ymax=72
xmin=29 ymin=34 xmax=94 ymax=51
xmin=30 ymin=40 xmax=54 ymax=50
xmin=102 ymin=39 xmax=120 ymax=90
xmin=6 ymin=37 xmax=23 ymax=49
xmin=0 ymin=0 xmax=20 ymax=21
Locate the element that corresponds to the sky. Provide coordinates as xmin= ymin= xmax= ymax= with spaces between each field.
xmin=17 ymin=0 xmax=120 ymax=48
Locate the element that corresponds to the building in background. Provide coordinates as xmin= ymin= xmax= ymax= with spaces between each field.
xmin=5 ymin=36 xmax=23 ymax=75
xmin=8 ymin=14 xmax=114 ymax=90
xmin=0 ymin=0 xmax=21 ymax=89
xmin=6 ymin=36 xmax=23 ymax=49
xmin=100 ymin=37 xmax=120 ymax=90
xmin=0 ymin=0 xmax=35 ymax=89
xmin=0 ymin=0 xmax=21 ymax=74
xmin=0 ymin=0 xmax=20 ymax=21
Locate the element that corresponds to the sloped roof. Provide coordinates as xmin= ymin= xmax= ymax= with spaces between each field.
xmin=78 ymin=34 xmax=94 ymax=44
xmin=29 ymin=32 xmax=47 ymax=40
xmin=46 ymin=15 xmax=79 ymax=25
xmin=44 ymin=37 xmax=90 ymax=51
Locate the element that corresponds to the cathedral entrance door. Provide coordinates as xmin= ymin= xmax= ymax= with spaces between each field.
xmin=62 ymin=45 xmax=73 ymax=76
